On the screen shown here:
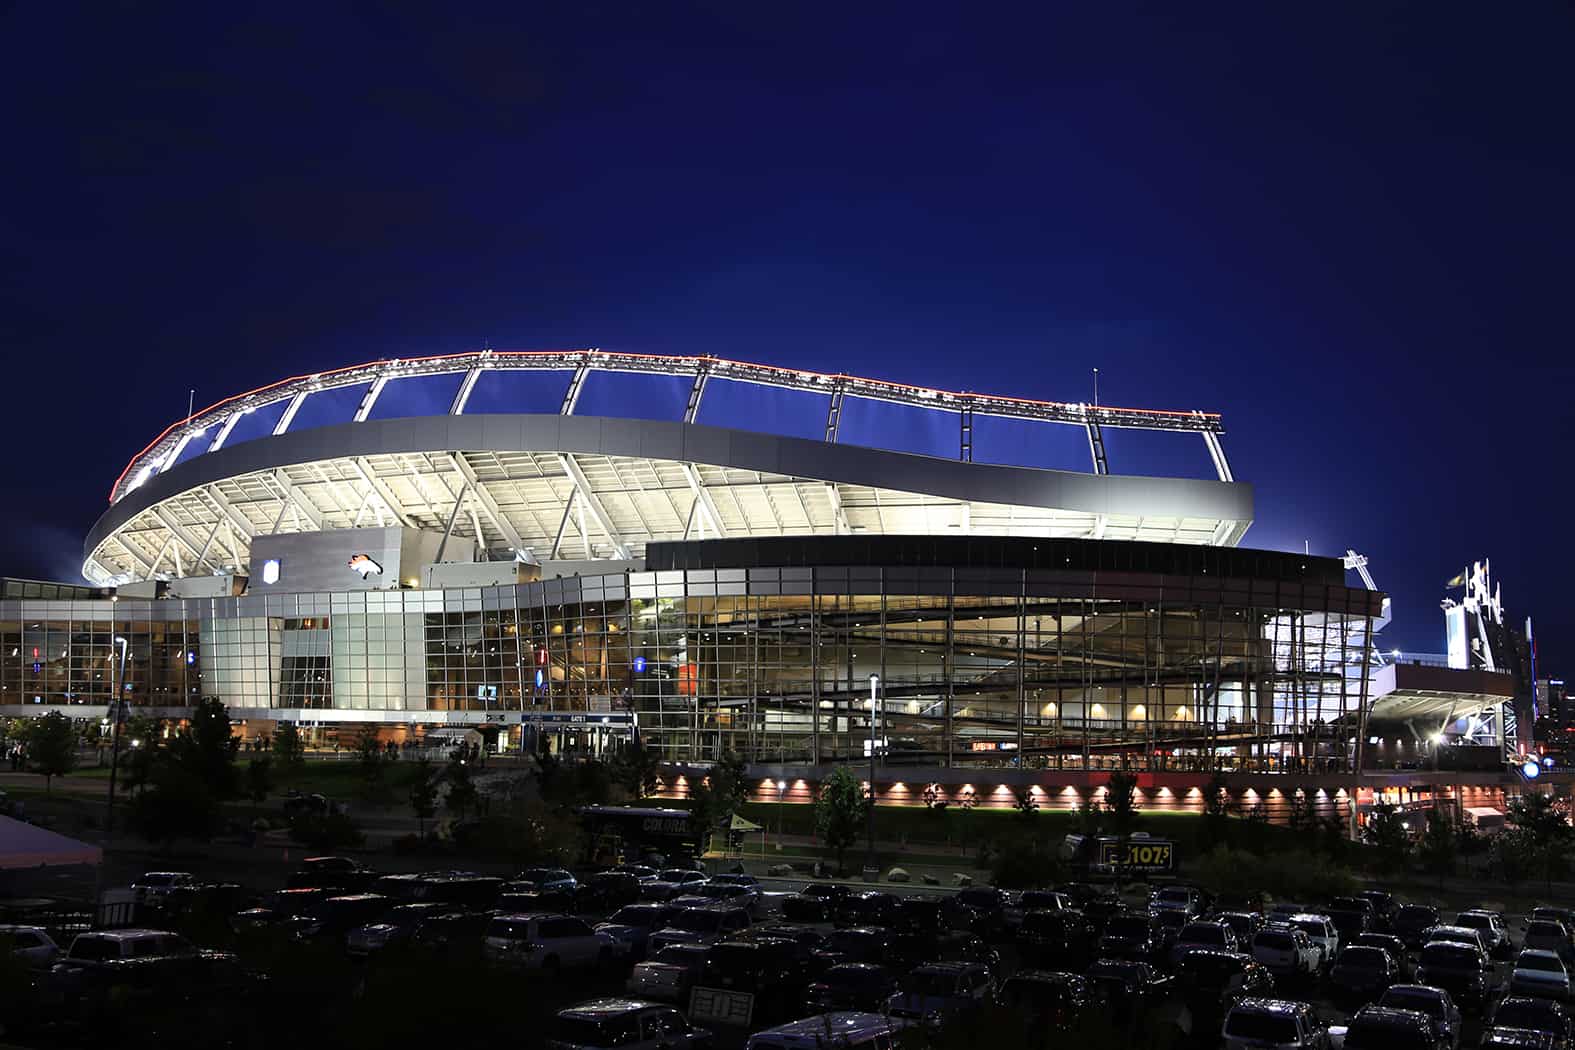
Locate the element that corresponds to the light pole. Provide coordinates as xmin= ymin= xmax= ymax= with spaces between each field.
xmin=866 ymin=673 xmax=879 ymax=870
xmin=774 ymin=779 xmax=787 ymax=854
xmin=104 ymin=634 xmax=129 ymax=834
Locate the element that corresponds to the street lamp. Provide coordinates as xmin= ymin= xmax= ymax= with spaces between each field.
xmin=866 ymin=673 xmax=879 ymax=870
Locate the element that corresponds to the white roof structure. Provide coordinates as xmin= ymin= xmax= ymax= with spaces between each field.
xmin=0 ymin=815 xmax=103 ymax=869
xmin=85 ymin=351 xmax=1254 ymax=584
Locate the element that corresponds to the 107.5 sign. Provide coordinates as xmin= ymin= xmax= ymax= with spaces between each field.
xmin=1098 ymin=839 xmax=1175 ymax=872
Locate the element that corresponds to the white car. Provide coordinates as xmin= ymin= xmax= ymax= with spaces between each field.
xmin=481 ymin=913 xmax=622 ymax=973
xmin=1252 ymin=926 xmax=1322 ymax=978
xmin=66 ymin=929 xmax=196 ymax=964
xmin=1455 ymin=911 xmax=1511 ymax=958
xmin=1287 ymin=914 xmax=1339 ymax=969
xmin=1509 ymin=949 xmax=1571 ymax=1001
xmin=0 ymin=925 xmax=60 ymax=969
xmin=1222 ymin=997 xmax=1330 ymax=1050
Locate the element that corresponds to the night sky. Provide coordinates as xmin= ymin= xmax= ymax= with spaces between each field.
xmin=2 ymin=5 xmax=1570 ymax=666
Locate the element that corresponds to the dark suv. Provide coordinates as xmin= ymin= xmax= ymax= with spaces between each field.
xmin=1414 ymin=939 xmax=1495 ymax=1007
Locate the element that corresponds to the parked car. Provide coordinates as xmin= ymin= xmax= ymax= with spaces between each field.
xmin=1423 ymin=925 xmax=1494 ymax=958
xmin=482 ymin=913 xmax=622 ymax=973
xmin=0 ymin=924 xmax=60 ymax=969
xmin=230 ymin=887 xmax=334 ymax=933
xmin=1526 ymin=921 xmax=1575 ymax=966
xmin=885 ymin=962 xmax=994 ymax=1028
xmin=1356 ymin=891 xmax=1399 ymax=932
xmin=1353 ymin=933 xmax=1415 ymax=979
xmin=406 ymin=874 xmax=503 ymax=911
xmin=996 ymin=969 xmax=1089 ymax=1030
xmin=66 ymin=929 xmax=196 ymax=965
xmin=1478 ymin=1028 xmax=1558 ymax=1050
xmin=578 ymin=872 xmax=644 ymax=913
xmin=1150 ymin=885 xmax=1207 ymax=917
xmin=952 ymin=886 xmax=1011 ymax=938
xmin=1488 ymin=998 xmax=1574 ymax=1050
xmin=1329 ymin=946 xmax=1402 ymax=1006
xmin=1394 ymin=905 xmax=1443 ymax=948
xmin=641 ymin=869 xmax=710 ymax=902
xmin=1512 ymin=950 xmax=1574 ymax=1002
xmin=1018 ymin=909 xmax=1091 ymax=968
xmin=693 ymin=882 xmax=762 ymax=913
xmin=696 ymin=938 xmax=808 ymax=1022
xmin=597 ymin=904 xmax=680 ymax=960
xmin=547 ymin=998 xmax=711 ymax=1050
xmin=780 ymin=883 xmax=853 ymax=923
xmin=744 ymin=1012 xmax=893 ymax=1050
xmin=805 ymin=963 xmax=898 ymax=1014
xmin=626 ymin=942 xmax=710 ymax=1002
xmin=1169 ymin=920 xmax=1239 ymax=968
xmin=408 ymin=908 xmax=493 ymax=962
xmin=1532 ymin=909 xmax=1575 ymax=933
xmin=1222 ymin=997 xmax=1330 ymax=1050
xmin=648 ymin=905 xmax=753 ymax=955
xmin=1287 ymin=914 xmax=1340 ymax=968
xmin=1097 ymin=911 xmax=1165 ymax=963
xmin=131 ymin=872 xmax=195 ymax=906
xmin=1173 ymin=949 xmax=1276 ymax=1020
xmin=1329 ymin=908 xmax=1372 ymax=945
xmin=1217 ymin=911 xmax=1266 ymax=945
xmin=345 ymin=902 xmax=461 ymax=956
xmin=1455 ymin=911 xmax=1512 ymax=958
xmin=1414 ymin=940 xmax=1496 ymax=1007
xmin=1252 ymin=926 xmax=1322 ymax=979
xmin=1378 ymin=985 xmax=1462 ymax=1050
xmin=514 ymin=868 xmax=579 ymax=894
xmin=836 ymin=892 xmax=900 ymax=929
xmin=1085 ymin=958 xmax=1174 ymax=1013
xmin=1339 ymin=1005 xmax=1442 ymax=1050
xmin=282 ymin=894 xmax=392 ymax=945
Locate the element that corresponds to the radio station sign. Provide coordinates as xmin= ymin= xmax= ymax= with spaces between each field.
xmin=1097 ymin=838 xmax=1175 ymax=873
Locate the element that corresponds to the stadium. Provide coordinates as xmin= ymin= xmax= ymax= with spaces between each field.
xmin=0 ymin=350 xmax=1533 ymax=821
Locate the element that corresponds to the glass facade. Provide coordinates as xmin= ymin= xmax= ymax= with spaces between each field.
xmin=0 ymin=559 xmax=1383 ymax=773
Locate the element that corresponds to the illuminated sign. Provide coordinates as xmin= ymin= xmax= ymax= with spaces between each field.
xmin=633 ymin=656 xmax=647 ymax=673
xmin=261 ymin=559 xmax=281 ymax=585
xmin=347 ymin=554 xmax=383 ymax=579
xmin=1523 ymin=759 xmax=1542 ymax=779
xmin=1097 ymin=838 xmax=1176 ymax=872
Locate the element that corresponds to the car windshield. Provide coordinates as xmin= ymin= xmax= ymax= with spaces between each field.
xmin=1398 ymin=906 xmax=1437 ymax=923
xmin=1255 ymin=930 xmax=1295 ymax=950
xmin=1023 ymin=913 xmax=1067 ymax=935
xmin=609 ymin=906 xmax=664 ymax=926
xmin=1001 ymin=977 xmax=1075 ymax=1005
xmin=68 ymin=936 xmax=120 ymax=961
xmin=1225 ymin=1011 xmax=1301 ymax=1043
xmin=827 ymin=966 xmax=886 ymax=989
xmin=1493 ymin=1002 xmax=1562 ymax=1033
xmin=658 ymin=870 xmax=693 ymax=882
xmin=1421 ymin=943 xmax=1478 ymax=967
xmin=1528 ymin=922 xmax=1566 ymax=939
xmin=828 ymin=931 xmax=877 ymax=953
xmin=1156 ymin=889 xmax=1191 ymax=904
xmin=1105 ymin=916 xmax=1151 ymax=938
xmin=1384 ymin=991 xmax=1444 ymax=1018
xmin=487 ymin=919 xmax=534 ymax=939
xmin=1020 ymin=892 xmax=1060 ymax=909
xmin=669 ymin=911 xmax=723 ymax=934
xmin=705 ymin=944 xmax=762 ymax=973
xmin=553 ymin=1015 xmax=637 ymax=1047
xmin=653 ymin=945 xmax=706 ymax=966
xmin=1457 ymin=914 xmax=1491 ymax=929
xmin=1180 ymin=924 xmax=1227 ymax=945
xmin=1291 ymin=919 xmax=1327 ymax=938
xmin=1155 ymin=911 xmax=1187 ymax=930
xmin=1088 ymin=961 xmax=1142 ymax=982
xmin=698 ymin=885 xmax=743 ymax=899
xmin=1338 ymin=948 xmax=1388 ymax=970
xmin=140 ymin=874 xmax=177 ymax=886
xmin=1519 ymin=954 xmax=1566 ymax=974
xmin=956 ymin=889 xmax=998 ymax=909
xmin=1178 ymin=954 xmax=1244 ymax=983
xmin=801 ymin=885 xmax=841 ymax=899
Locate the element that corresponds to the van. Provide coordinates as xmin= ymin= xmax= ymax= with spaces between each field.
xmin=746 ymin=1012 xmax=894 ymax=1050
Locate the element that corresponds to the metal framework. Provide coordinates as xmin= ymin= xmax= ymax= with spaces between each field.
xmin=113 ymin=349 xmax=1229 ymax=502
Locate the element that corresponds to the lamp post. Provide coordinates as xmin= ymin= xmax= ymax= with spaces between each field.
xmin=104 ymin=633 xmax=129 ymax=834
xmin=866 ymin=673 xmax=879 ymax=869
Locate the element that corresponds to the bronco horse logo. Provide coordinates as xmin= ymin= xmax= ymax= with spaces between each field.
xmin=347 ymin=554 xmax=383 ymax=578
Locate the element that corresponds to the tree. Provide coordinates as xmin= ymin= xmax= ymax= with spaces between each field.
xmin=709 ymin=750 xmax=750 ymax=823
xmin=1362 ymin=800 xmax=1412 ymax=874
xmin=357 ymin=726 xmax=388 ymax=802
xmin=274 ymin=721 xmax=305 ymax=779
xmin=170 ymin=697 xmax=238 ymax=800
xmin=127 ymin=762 xmax=221 ymax=849
xmin=1012 ymin=787 xmax=1040 ymax=821
xmin=409 ymin=758 xmax=437 ymax=837
xmin=815 ymin=766 xmax=867 ymax=874
xmin=1506 ymin=791 xmax=1573 ymax=890
xmin=611 ymin=742 xmax=660 ymax=800
xmin=26 ymin=713 xmax=77 ymax=793
xmin=445 ymin=756 xmax=479 ymax=822
xmin=1104 ymin=771 xmax=1140 ymax=837
xmin=1201 ymin=773 xmax=1234 ymax=850
xmin=1418 ymin=807 xmax=1458 ymax=883
xmin=1287 ymin=791 xmax=1317 ymax=836
xmin=245 ymin=757 xmax=274 ymax=817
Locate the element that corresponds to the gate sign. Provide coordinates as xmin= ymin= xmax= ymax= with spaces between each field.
xmin=1098 ymin=838 xmax=1175 ymax=872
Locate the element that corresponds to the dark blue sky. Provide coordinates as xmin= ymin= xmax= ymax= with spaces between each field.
xmin=2 ymin=4 xmax=1570 ymax=665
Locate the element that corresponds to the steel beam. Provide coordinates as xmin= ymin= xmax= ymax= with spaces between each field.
xmin=557 ymin=454 xmax=631 ymax=559
xmin=824 ymin=483 xmax=851 ymax=535
xmin=160 ymin=432 xmax=195 ymax=473
xmin=353 ymin=373 xmax=391 ymax=422
xmin=1084 ymin=406 xmax=1110 ymax=475
xmin=684 ymin=362 xmax=711 ymax=424
xmin=679 ymin=463 xmax=727 ymax=538
xmin=434 ymin=481 xmax=470 ymax=563
xmin=273 ymin=391 xmax=309 ymax=436
xmin=202 ymin=486 xmax=257 ymax=539
xmin=208 ymin=412 xmax=242 ymax=453
xmin=151 ymin=507 xmax=217 ymax=574
xmin=824 ymin=384 xmax=846 ymax=442
xmin=265 ymin=471 xmax=324 ymax=531
xmin=959 ymin=406 xmax=974 ymax=463
xmin=1201 ymin=420 xmax=1235 ymax=483
xmin=450 ymin=453 xmax=527 ymax=552
xmin=349 ymin=458 xmax=414 ymax=528
xmin=450 ymin=366 xmax=483 ymax=415
xmin=550 ymin=490 xmax=576 ymax=559
xmin=560 ymin=362 xmax=591 ymax=415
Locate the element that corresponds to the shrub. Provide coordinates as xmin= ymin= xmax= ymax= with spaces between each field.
xmin=1193 ymin=845 xmax=1356 ymax=902
xmin=288 ymin=810 xmax=365 ymax=850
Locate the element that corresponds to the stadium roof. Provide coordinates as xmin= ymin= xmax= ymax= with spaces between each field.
xmin=84 ymin=352 xmax=1253 ymax=584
